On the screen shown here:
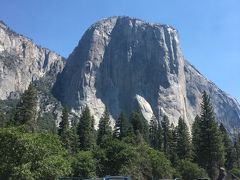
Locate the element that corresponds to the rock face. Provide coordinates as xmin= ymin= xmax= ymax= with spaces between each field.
xmin=0 ymin=21 xmax=65 ymax=100
xmin=53 ymin=16 xmax=240 ymax=131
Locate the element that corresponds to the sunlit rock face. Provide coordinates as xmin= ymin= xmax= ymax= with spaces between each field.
xmin=0 ymin=21 xmax=65 ymax=100
xmin=51 ymin=16 xmax=240 ymax=131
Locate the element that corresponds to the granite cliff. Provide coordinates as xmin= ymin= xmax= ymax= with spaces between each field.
xmin=0 ymin=17 xmax=239 ymax=132
xmin=0 ymin=21 xmax=65 ymax=100
xmin=53 ymin=16 xmax=240 ymax=131
xmin=0 ymin=21 xmax=66 ymax=128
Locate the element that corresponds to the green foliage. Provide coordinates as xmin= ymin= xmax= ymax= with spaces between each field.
xmin=147 ymin=147 xmax=174 ymax=179
xmin=169 ymin=123 xmax=179 ymax=164
xmin=233 ymin=131 xmax=240 ymax=168
xmin=0 ymin=127 xmax=71 ymax=179
xmin=156 ymin=122 xmax=163 ymax=151
xmin=58 ymin=107 xmax=69 ymax=136
xmin=94 ymin=138 xmax=136 ymax=177
xmin=114 ymin=112 xmax=130 ymax=139
xmin=4 ymin=86 xmax=237 ymax=180
xmin=0 ymin=109 xmax=6 ymax=127
xmin=58 ymin=107 xmax=78 ymax=153
xmin=36 ymin=112 xmax=57 ymax=133
xmin=77 ymin=106 xmax=95 ymax=150
xmin=192 ymin=115 xmax=201 ymax=161
xmin=230 ymin=168 xmax=240 ymax=178
xmin=176 ymin=117 xmax=192 ymax=160
xmin=193 ymin=91 xmax=225 ymax=178
xmin=220 ymin=123 xmax=237 ymax=170
xmin=63 ymin=128 xmax=79 ymax=154
xmin=130 ymin=111 xmax=149 ymax=143
xmin=13 ymin=84 xmax=38 ymax=132
xmin=120 ymin=145 xmax=173 ymax=180
xmin=176 ymin=160 xmax=208 ymax=180
xmin=71 ymin=151 xmax=96 ymax=178
xmin=0 ymin=99 xmax=15 ymax=127
xmin=162 ymin=115 xmax=171 ymax=157
xmin=97 ymin=108 xmax=112 ymax=145
xmin=149 ymin=116 xmax=159 ymax=149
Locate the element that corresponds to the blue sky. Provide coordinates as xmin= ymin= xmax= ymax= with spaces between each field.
xmin=0 ymin=0 xmax=240 ymax=101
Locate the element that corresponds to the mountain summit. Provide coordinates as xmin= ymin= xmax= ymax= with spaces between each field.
xmin=53 ymin=16 xmax=240 ymax=131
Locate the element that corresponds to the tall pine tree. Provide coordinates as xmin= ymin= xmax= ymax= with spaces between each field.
xmin=194 ymin=91 xmax=224 ymax=178
xmin=162 ymin=115 xmax=171 ymax=157
xmin=113 ymin=112 xmax=129 ymax=139
xmin=176 ymin=117 xmax=192 ymax=160
xmin=97 ymin=108 xmax=112 ymax=145
xmin=157 ymin=122 xmax=163 ymax=151
xmin=130 ymin=111 xmax=149 ymax=143
xmin=219 ymin=123 xmax=237 ymax=170
xmin=14 ymin=83 xmax=38 ymax=132
xmin=58 ymin=107 xmax=78 ymax=154
xmin=149 ymin=116 xmax=159 ymax=149
xmin=58 ymin=107 xmax=69 ymax=137
xmin=77 ymin=106 xmax=95 ymax=150
xmin=192 ymin=115 xmax=201 ymax=163
xmin=169 ymin=123 xmax=178 ymax=164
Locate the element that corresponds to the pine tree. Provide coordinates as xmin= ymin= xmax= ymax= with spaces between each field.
xmin=194 ymin=91 xmax=224 ymax=178
xmin=157 ymin=122 xmax=163 ymax=151
xmin=176 ymin=117 xmax=192 ymax=160
xmin=113 ymin=112 xmax=129 ymax=139
xmin=149 ymin=116 xmax=159 ymax=149
xmin=0 ymin=109 xmax=5 ymax=128
xmin=219 ymin=123 xmax=237 ymax=170
xmin=66 ymin=127 xmax=79 ymax=154
xmin=233 ymin=130 xmax=240 ymax=168
xmin=97 ymin=108 xmax=112 ymax=145
xmin=162 ymin=115 xmax=171 ymax=156
xmin=130 ymin=111 xmax=149 ymax=142
xmin=14 ymin=83 xmax=38 ymax=132
xmin=58 ymin=107 xmax=78 ymax=153
xmin=192 ymin=115 xmax=201 ymax=163
xmin=169 ymin=123 xmax=178 ymax=164
xmin=58 ymin=107 xmax=69 ymax=137
xmin=77 ymin=106 xmax=95 ymax=150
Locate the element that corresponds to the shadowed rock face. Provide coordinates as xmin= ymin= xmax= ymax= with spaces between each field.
xmin=0 ymin=21 xmax=65 ymax=99
xmin=53 ymin=16 xmax=240 ymax=131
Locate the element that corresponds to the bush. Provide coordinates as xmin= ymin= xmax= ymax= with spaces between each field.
xmin=0 ymin=127 xmax=71 ymax=179
xmin=71 ymin=151 xmax=96 ymax=178
xmin=120 ymin=145 xmax=173 ymax=180
xmin=176 ymin=160 xmax=208 ymax=180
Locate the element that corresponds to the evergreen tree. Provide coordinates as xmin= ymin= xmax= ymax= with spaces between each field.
xmin=113 ymin=112 xmax=129 ymax=139
xmin=14 ymin=83 xmax=37 ymax=132
xmin=192 ymin=115 xmax=201 ymax=162
xmin=77 ymin=106 xmax=95 ymax=150
xmin=162 ymin=115 xmax=171 ymax=157
xmin=58 ymin=107 xmax=69 ymax=137
xmin=0 ymin=110 xmax=5 ymax=128
xmin=233 ymin=129 xmax=240 ymax=168
xmin=149 ymin=116 xmax=159 ymax=149
xmin=157 ymin=122 xmax=163 ymax=151
xmin=169 ymin=123 xmax=178 ymax=164
xmin=67 ymin=127 xmax=79 ymax=154
xmin=176 ymin=117 xmax=192 ymax=160
xmin=194 ymin=91 xmax=224 ymax=178
xmin=130 ymin=111 xmax=149 ymax=142
xmin=97 ymin=108 xmax=112 ymax=145
xmin=58 ymin=107 xmax=78 ymax=153
xmin=219 ymin=123 xmax=236 ymax=170
xmin=113 ymin=117 xmax=120 ymax=139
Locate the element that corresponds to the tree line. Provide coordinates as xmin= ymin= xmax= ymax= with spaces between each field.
xmin=1 ymin=84 xmax=240 ymax=179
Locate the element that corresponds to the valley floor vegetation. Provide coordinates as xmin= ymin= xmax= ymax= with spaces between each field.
xmin=1 ymin=84 xmax=240 ymax=179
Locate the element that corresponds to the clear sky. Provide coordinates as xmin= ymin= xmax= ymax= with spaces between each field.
xmin=0 ymin=0 xmax=239 ymax=101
